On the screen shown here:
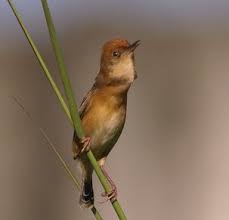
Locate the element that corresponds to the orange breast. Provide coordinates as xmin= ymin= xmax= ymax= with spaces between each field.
xmin=81 ymin=89 xmax=126 ymax=159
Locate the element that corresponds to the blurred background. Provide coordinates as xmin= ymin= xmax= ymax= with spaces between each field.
xmin=1 ymin=0 xmax=229 ymax=220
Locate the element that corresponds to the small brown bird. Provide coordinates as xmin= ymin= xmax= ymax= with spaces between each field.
xmin=72 ymin=38 xmax=139 ymax=208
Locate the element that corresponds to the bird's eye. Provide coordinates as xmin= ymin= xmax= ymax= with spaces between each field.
xmin=112 ymin=51 xmax=120 ymax=57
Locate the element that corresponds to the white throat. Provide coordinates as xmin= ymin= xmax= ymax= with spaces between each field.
xmin=111 ymin=57 xmax=135 ymax=83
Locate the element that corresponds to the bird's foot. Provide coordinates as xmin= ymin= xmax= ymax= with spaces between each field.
xmin=73 ymin=137 xmax=91 ymax=160
xmin=72 ymin=136 xmax=91 ymax=160
xmin=100 ymin=184 xmax=117 ymax=203
xmin=79 ymin=136 xmax=91 ymax=154
xmin=99 ymin=165 xmax=118 ymax=203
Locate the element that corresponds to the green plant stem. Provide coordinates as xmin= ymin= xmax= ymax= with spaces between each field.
xmin=40 ymin=1 xmax=127 ymax=219
xmin=41 ymin=0 xmax=84 ymax=138
xmin=7 ymin=1 xmax=103 ymax=220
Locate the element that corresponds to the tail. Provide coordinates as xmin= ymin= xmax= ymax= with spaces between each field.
xmin=80 ymin=179 xmax=94 ymax=208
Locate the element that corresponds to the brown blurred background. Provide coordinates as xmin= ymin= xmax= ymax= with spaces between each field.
xmin=1 ymin=1 xmax=229 ymax=220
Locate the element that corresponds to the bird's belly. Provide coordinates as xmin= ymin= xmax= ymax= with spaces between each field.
xmin=90 ymin=110 xmax=125 ymax=160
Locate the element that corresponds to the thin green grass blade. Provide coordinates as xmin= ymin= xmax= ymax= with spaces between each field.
xmin=41 ymin=131 xmax=103 ymax=220
xmin=40 ymin=1 xmax=127 ymax=219
xmin=7 ymin=1 xmax=103 ymax=219
xmin=11 ymin=96 xmax=80 ymax=189
xmin=7 ymin=0 xmax=71 ymax=123
xmin=12 ymin=96 xmax=103 ymax=220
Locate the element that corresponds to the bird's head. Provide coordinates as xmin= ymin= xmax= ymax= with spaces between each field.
xmin=98 ymin=39 xmax=140 ymax=86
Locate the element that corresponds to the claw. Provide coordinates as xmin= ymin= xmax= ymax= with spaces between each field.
xmin=79 ymin=137 xmax=91 ymax=154
xmin=99 ymin=187 xmax=117 ymax=204
xmin=101 ymin=187 xmax=117 ymax=203
xmin=72 ymin=137 xmax=91 ymax=160
xmin=99 ymin=165 xmax=118 ymax=203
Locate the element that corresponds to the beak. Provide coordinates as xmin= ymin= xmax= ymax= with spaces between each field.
xmin=126 ymin=40 xmax=140 ymax=53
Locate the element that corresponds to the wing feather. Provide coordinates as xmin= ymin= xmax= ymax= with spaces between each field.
xmin=72 ymin=84 xmax=97 ymax=158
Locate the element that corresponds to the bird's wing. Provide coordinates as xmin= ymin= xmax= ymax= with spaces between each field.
xmin=79 ymin=84 xmax=97 ymax=119
xmin=72 ymin=84 xmax=97 ymax=158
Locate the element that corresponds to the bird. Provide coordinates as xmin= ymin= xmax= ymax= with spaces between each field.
xmin=72 ymin=38 xmax=140 ymax=208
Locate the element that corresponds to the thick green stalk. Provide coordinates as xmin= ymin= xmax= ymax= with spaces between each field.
xmin=41 ymin=0 xmax=84 ymax=138
xmin=41 ymin=1 xmax=127 ymax=219
xmin=7 ymin=1 xmax=103 ymax=220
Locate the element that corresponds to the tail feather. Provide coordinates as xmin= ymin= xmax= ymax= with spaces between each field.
xmin=80 ymin=179 xmax=94 ymax=208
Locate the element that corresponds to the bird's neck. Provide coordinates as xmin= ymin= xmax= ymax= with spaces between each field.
xmin=95 ymin=71 xmax=131 ymax=95
xmin=95 ymin=85 xmax=128 ymax=109
xmin=92 ymin=74 xmax=128 ymax=109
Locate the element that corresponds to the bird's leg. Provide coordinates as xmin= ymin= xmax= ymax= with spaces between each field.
xmin=100 ymin=165 xmax=117 ymax=203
